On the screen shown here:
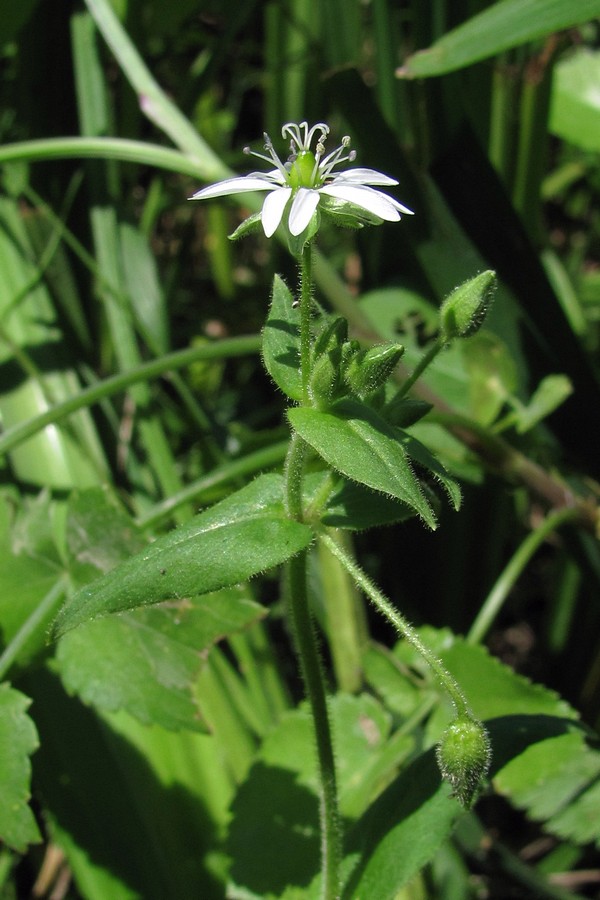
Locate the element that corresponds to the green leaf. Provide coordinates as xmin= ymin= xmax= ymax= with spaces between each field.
xmin=289 ymin=400 xmax=437 ymax=528
xmin=343 ymin=749 xmax=457 ymax=898
xmin=65 ymin=486 xmax=147 ymax=585
xmin=322 ymin=478 xmax=416 ymax=530
xmin=398 ymin=0 xmax=600 ymax=78
xmin=0 ymin=684 xmax=41 ymax=851
xmin=512 ymin=374 xmax=573 ymax=433
xmin=227 ymin=694 xmax=394 ymax=899
xmin=56 ymin=586 xmax=266 ymax=730
xmin=394 ymin=629 xmax=576 ymax=725
xmin=262 ymin=275 xmax=303 ymax=401
xmin=53 ymin=475 xmax=312 ymax=637
xmin=550 ymin=48 xmax=600 ymax=151
xmin=492 ymin=724 xmax=600 ymax=847
xmin=390 ymin=631 xmax=600 ymax=847
xmin=398 ymin=432 xmax=462 ymax=512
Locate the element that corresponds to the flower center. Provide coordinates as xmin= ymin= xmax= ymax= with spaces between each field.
xmin=287 ymin=151 xmax=319 ymax=189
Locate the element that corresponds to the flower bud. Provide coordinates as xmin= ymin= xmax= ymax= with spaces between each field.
xmin=439 ymin=270 xmax=496 ymax=340
xmin=345 ymin=343 xmax=405 ymax=398
xmin=436 ymin=715 xmax=491 ymax=807
xmin=309 ymin=351 xmax=342 ymax=408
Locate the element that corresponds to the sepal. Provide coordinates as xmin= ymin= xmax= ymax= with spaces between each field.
xmin=228 ymin=212 xmax=263 ymax=241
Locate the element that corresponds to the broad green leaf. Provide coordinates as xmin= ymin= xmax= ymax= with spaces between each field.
xmin=0 ymin=684 xmax=41 ymax=851
xmin=262 ymin=275 xmax=303 ymax=401
xmin=227 ymin=694 xmax=394 ymax=899
xmin=398 ymin=0 xmax=600 ymax=78
xmin=494 ymin=729 xmax=600 ymax=847
xmin=322 ymin=478 xmax=416 ymax=530
xmin=65 ymin=486 xmax=146 ymax=585
xmin=550 ymin=48 xmax=600 ymax=151
xmin=56 ymin=586 xmax=266 ymax=731
xmin=392 ymin=629 xmax=576 ymax=726
xmin=388 ymin=630 xmax=600 ymax=847
xmin=302 ymin=471 xmax=416 ymax=531
xmin=288 ymin=400 xmax=436 ymax=528
xmin=362 ymin=644 xmax=422 ymax=719
xmin=494 ymin=731 xmax=600 ymax=821
xmin=53 ymin=475 xmax=312 ymax=636
xmin=343 ymin=750 xmax=457 ymax=899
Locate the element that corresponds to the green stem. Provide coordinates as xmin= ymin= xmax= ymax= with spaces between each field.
xmin=286 ymin=553 xmax=341 ymax=899
xmin=466 ymin=506 xmax=579 ymax=645
xmin=320 ymin=531 xmax=471 ymax=718
xmin=300 ymin=242 xmax=314 ymax=403
xmin=284 ymin=431 xmax=307 ymax=521
xmin=0 ymin=579 xmax=66 ymax=681
xmin=385 ymin=335 xmax=446 ymax=407
xmin=283 ymin=243 xmax=341 ymax=899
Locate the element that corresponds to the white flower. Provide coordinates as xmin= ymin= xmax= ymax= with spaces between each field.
xmin=189 ymin=121 xmax=413 ymax=239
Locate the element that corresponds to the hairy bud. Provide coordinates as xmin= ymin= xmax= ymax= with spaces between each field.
xmin=436 ymin=715 xmax=491 ymax=807
xmin=439 ymin=270 xmax=496 ymax=340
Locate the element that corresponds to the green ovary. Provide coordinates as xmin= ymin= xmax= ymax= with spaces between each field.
xmin=288 ymin=151 xmax=318 ymax=189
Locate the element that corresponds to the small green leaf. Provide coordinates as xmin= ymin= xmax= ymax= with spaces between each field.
xmin=0 ymin=684 xmax=41 ymax=851
xmin=53 ymin=475 xmax=312 ymax=637
xmin=398 ymin=0 xmax=600 ymax=78
xmin=550 ymin=48 xmax=600 ymax=152
xmin=513 ymin=374 xmax=573 ymax=433
xmin=289 ymin=400 xmax=436 ymax=528
xmin=56 ymin=586 xmax=266 ymax=730
xmin=262 ymin=275 xmax=303 ymax=401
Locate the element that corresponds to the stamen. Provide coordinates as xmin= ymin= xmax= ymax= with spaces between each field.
xmin=318 ymin=136 xmax=357 ymax=180
xmin=242 ymin=133 xmax=288 ymax=179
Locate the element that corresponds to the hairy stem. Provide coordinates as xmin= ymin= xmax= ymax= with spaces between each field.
xmin=320 ymin=531 xmax=471 ymax=718
xmin=300 ymin=241 xmax=314 ymax=403
xmin=283 ymin=242 xmax=341 ymax=899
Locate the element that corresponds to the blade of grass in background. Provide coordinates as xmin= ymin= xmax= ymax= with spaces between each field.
xmin=398 ymin=0 xmax=600 ymax=78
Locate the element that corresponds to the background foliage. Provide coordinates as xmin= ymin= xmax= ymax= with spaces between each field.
xmin=1 ymin=0 xmax=600 ymax=897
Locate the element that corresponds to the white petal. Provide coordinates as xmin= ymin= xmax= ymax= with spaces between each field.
xmin=189 ymin=175 xmax=278 ymax=200
xmin=330 ymin=167 xmax=398 ymax=186
xmin=261 ymin=187 xmax=292 ymax=237
xmin=320 ymin=184 xmax=414 ymax=219
xmin=258 ymin=169 xmax=288 ymax=185
xmin=289 ymin=188 xmax=321 ymax=235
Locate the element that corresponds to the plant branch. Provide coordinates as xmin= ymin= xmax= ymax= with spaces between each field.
xmin=320 ymin=531 xmax=471 ymax=718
